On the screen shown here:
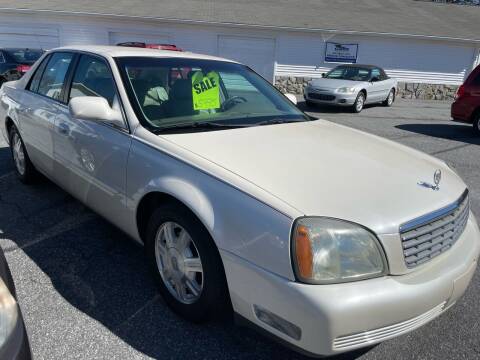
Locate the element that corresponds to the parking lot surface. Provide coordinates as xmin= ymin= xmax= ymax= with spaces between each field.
xmin=1 ymin=99 xmax=479 ymax=359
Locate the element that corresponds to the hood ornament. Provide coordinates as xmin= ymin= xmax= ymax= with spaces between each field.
xmin=418 ymin=169 xmax=442 ymax=191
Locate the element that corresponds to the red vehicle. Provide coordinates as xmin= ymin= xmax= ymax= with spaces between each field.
xmin=451 ymin=64 xmax=480 ymax=134
xmin=116 ymin=42 xmax=183 ymax=52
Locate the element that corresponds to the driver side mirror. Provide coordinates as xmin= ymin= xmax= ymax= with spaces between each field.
xmin=371 ymin=76 xmax=380 ymax=82
xmin=69 ymin=96 xmax=124 ymax=128
xmin=284 ymin=93 xmax=298 ymax=105
xmin=321 ymin=73 xmax=326 ymax=78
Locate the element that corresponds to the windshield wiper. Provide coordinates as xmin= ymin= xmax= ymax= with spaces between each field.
xmin=153 ymin=121 xmax=248 ymax=133
xmin=255 ymin=118 xmax=310 ymax=126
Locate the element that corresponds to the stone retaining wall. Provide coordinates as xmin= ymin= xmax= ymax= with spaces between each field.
xmin=396 ymin=82 xmax=458 ymax=100
xmin=274 ymin=76 xmax=459 ymax=101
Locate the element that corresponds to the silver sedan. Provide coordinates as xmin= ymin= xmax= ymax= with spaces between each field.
xmin=304 ymin=64 xmax=398 ymax=113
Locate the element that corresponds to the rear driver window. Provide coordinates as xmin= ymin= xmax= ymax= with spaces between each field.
xmin=37 ymin=52 xmax=74 ymax=101
xmin=28 ymin=55 xmax=50 ymax=92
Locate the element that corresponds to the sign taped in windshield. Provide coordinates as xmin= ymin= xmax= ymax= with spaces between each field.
xmin=192 ymin=71 xmax=221 ymax=110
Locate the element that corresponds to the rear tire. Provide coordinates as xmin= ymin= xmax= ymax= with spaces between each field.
xmin=473 ymin=112 xmax=480 ymax=135
xmin=383 ymin=89 xmax=395 ymax=107
xmin=352 ymin=92 xmax=365 ymax=113
xmin=145 ymin=203 xmax=230 ymax=323
xmin=9 ymin=126 xmax=38 ymax=184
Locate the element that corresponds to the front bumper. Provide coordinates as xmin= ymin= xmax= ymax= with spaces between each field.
xmin=221 ymin=214 xmax=480 ymax=356
xmin=304 ymin=87 xmax=357 ymax=106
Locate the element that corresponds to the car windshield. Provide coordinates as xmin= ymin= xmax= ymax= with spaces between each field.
xmin=116 ymin=57 xmax=308 ymax=131
xmin=325 ymin=66 xmax=371 ymax=81
xmin=5 ymin=49 xmax=44 ymax=64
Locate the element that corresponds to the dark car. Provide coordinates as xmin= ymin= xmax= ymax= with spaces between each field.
xmin=0 ymin=248 xmax=32 ymax=359
xmin=451 ymin=64 xmax=480 ymax=134
xmin=0 ymin=48 xmax=44 ymax=87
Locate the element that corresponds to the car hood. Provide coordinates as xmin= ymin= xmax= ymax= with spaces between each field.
xmin=163 ymin=120 xmax=466 ymax=234
xmin=309 ymin=78 xmax=363 ymax=89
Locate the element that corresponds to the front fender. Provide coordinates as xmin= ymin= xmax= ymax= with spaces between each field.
xmin=126 ymin=137 xmax=295 ymax=280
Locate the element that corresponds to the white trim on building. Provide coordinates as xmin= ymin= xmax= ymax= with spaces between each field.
xmin=0 ymin=11 xmax=477 ymax=86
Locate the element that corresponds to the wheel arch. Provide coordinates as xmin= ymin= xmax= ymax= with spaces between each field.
xmin=359 ymin=88 xmax=367 ymax=99
xmin=135 ymin=186 xmax=215 ymax=246
xmin=3 ymin=116 xmax=15 ymax=144
xmin=5 ymin=116 xmax=14 ymax=134
xmin=471 ymin=106 xmax=480 ymax=123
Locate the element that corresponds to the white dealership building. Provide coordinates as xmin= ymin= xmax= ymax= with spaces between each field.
xmin=0 ymin=0 xmax=479 ymax=99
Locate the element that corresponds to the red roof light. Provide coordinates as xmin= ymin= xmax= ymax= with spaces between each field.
xmin=116 ymin=42 xmax=183 ymax=51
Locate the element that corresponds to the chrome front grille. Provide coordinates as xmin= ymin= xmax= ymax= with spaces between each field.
xmin=400 ymin=190 xmax=469 ymax=268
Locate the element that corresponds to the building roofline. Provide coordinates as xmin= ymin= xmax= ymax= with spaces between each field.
xmin=1 ymin=7 xmax=480 ymax=44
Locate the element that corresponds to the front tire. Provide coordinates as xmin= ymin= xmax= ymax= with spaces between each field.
xmin=9 ymin=126 xmax=38 ymax=184
xmin=352 ymin=92 xmax=365 ymax=113
xmin=145 ymin=203 xmax=230 ymax=323
xmin=383 ymin=89 xmax=395 ymax=107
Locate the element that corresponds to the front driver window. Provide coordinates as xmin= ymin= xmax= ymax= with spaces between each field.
xmin=69 ymin=55 xmax=116 ymax=106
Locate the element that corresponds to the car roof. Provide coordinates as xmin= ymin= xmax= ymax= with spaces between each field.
xmin=52 ymin=45 xmax=239 ymax=64
xmin=333 ymin=64 xmax=381 ymax=70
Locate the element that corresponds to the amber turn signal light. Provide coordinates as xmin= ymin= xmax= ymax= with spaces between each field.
xmin=293 ymin=225 xmax=313 ymax=279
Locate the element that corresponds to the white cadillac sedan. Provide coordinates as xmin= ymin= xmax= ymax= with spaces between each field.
xmin=0 ymin=46 xmax=479 ymax=357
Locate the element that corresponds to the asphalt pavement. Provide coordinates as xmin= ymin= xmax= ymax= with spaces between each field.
xmin=0 ymin=98 xmax=479 ymax=359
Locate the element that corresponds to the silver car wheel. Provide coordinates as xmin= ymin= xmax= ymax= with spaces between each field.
xmin=356 ymin=94 xmax=364 ymax=112
xmin=12 ymin=133 xmax=26 ymax=176
xmin=155 ymin=221 xmax=203 ymax=304
xmin=387 ymin=91 xmax=394 ymax=106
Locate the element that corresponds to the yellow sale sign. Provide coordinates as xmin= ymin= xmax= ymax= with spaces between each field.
xmin=191 ymin=71 xmax=220 ymax=110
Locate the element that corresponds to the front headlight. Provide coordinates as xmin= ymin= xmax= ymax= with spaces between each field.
xmin=337 ymin=87 xmax=356 ymax=94
xmin=292 ymin=217 xmax=387 ymax=284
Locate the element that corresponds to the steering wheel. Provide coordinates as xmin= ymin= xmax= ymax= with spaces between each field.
xmin=222 ymin=96 xmax=247 ymax=111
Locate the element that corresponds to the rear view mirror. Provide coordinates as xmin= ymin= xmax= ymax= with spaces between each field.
xmin=69 ymin=96 xmax=124 ymax=128
xmin=284 ymin=93 xmax=298 ymax=105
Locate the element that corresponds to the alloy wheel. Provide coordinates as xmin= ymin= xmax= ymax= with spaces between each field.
xmin=387 ymin=91 xmax=394 ymax=105
xmin=356 ymin=95 xmax=364 ymax=112
xmin=155 ymin=221 xmax=203 ymax=304
xmin=12 ymin=133 xmax=26 ymax=175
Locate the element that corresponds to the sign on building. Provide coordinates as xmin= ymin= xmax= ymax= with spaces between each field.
xmin=325 ymin=42 xmax=358 ymax=63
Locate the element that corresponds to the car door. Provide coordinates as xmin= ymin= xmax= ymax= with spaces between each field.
xmin=53 ymin=53 xmax=132 ymax=224
xmin=18 ymin=52 xmax=74 ymax=175
xmin=368 ymin=68 xmax=389 ymax=103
